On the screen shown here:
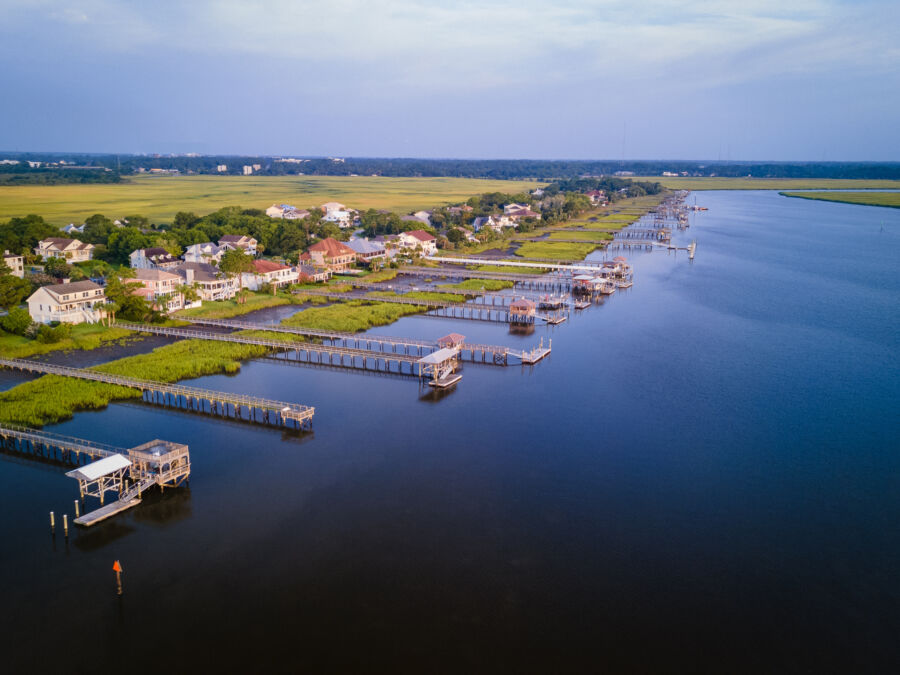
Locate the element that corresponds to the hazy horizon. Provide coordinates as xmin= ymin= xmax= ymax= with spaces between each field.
xmin=2 ymin=0 xmax=898 ymax=161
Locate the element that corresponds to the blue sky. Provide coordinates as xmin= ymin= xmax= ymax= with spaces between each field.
xmin=1 ymin=0 xmax=897 ymax=160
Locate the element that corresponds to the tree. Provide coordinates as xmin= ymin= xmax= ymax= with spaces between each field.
xmin=105 ymin=227 xmax=150 ymax=264
xmin=0 ymin=307 xmax=32 ymax=334
xmin=180 ymin=282 xmax=200 ymax=305
xmin=0 ymin=214 xmax=58 ymax=254
xmin=82 ymin=213 xmax=116 ymax=244
xmin=173 ymin=211 xmax=200 ymax=229
xmin=218 ymin=248 xmax=256 ymax=303
xmin=0 ymin=275 xmax=32 ymax=309
xmin=43 ymin=257 xmax=70 ymax=279
xmin=104 ymin=273 xmax=152 ymax=322
xmin=446 ymin=228 xmax=463 ymax=243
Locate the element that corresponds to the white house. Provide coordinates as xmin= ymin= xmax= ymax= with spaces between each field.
xmin=172 ymin=263 xmax=237 ymax=301
xmin=129 ymin=247 xmax=181 ymax=270
xmin=218 ymin=234 xmax=258 ymax=256
xmin=399 ymin=230 xmax=437 ymax=255
xmin=323 ymin=209 xmax=354 ymax=228
xmin=242 ymin=165 xmax=254 ymax=175
xmin=321 ymin=201 xmax=346 ymax=213
xmin=183 ymin=242 xmax=226 ymax=265
xmin=504 ymin=203 xmax=530 ymax=214
xmin=240 ymin=259 xmax=297 ymax=291
xmin=61 ymin=223 xmax=85 ymax=235
xmin=27 ymin=280 xmax=106 ymax=324
xmin=35 ymin=238 xmax=94 ymax=262
xmin=3 ymin=250 xmax=24 ymax=278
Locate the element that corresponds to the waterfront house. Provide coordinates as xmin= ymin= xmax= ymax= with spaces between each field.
xmin=34 ymin=237 xmax=94 ymax=262
xmin=399 ymin=230 xmax=437 ymax=255
xmin=132 ymin=268 xmax=185 ymax=313
xmin=346 ymin=238 xmax=387 ymax=266
xmin=241 ymin=259 xmax=297 ymax=291
xmin=27 ymin=280 xmax=106 ymax=324
xmin=172 ymin=262 xmax=237 ymax=301
xmin=129 ymin=247 xmax=181 ymax=270
xmin=183 ymin=242 xmax=226 ymax=265
xmin=297 ymin=264 xmax=331 ymax=283
xmin=218 ymin=234 xmax=258 ymax=256
xmin=3 ymin=250 xmax=24 ymax=278
xmin=307 ymin=237 xmax=356 ymax=271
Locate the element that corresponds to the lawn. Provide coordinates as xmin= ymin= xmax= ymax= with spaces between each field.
xmin=514 ymin=241 xmax=599 ymax=260
xmin=438 ymin=279 xmax=514 ymax=291
xmin=0 ymin=175 xmax=541 ymax=225
xmin=470 ymin=264 xmax=545 ymax=274
xmin=630 ymin=177 xmax=900 ymax=190
xmin=174 ymin=292 xmax=297 ymax=319
xmin=367 ymin=290 xmax=464 ymax=303
xmin=779 ymin=191 xmax=900 ymax=209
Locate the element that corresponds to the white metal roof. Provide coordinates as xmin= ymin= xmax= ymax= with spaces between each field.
xmin=66 ymin=454 xmax=132 ymax=482
xmin=418 ymin=347 xmax=458 ymax=364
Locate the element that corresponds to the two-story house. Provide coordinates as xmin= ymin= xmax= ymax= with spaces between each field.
xmin=218 ymin=235 xmax=258 ymax=256
xmin=172 ymin=262 xmax=237 ymax=302
xmin=307 ymin=237 xmax=357 ymax=271
xmin=398 ymin=230 xmax=437 ymax=255
xmin=183 ymin=242 xmax=226 ymax=265
xmin=34 ymin=238 xmax=94 ymax=262
xmin=132 ymin=268 xmax=185 ymax=313
xmin=3 ymin=250 xmax=24 ymax=278
xmin=129 ymin=247 xmax=181 ymax=270
xmin=241 ymin=259 xmax=298 ymax=291
xmin=27 ymin=280 xmax=106 ymax=324
xmin=346 ymin=238 xmax=387 ymax=266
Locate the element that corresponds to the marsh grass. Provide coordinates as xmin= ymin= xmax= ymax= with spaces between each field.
xmin=281 ymin=300 xmax=422 ymax=332
xmin=514 ymin=241 xmax=599 ymax=260
xmin=0 ymin=324 xmax=134 ymax=359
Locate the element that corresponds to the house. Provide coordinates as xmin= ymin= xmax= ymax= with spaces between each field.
xmin=296 ymin=264 xmax=331 ymax=283
xmin=472 ymin=216 xmax=490 ymax=233
xmin=447 ymin=204 xmax=474 ymax=215
xmin=27 ymin=280 xmax=106 ymax=324
xmin=61 ymin=223 xmax=85 ymax=235
xmin=283 ymin=208 xmax=310 ymax=220
xmin=129 ymin=247 xmax=181 ymax=270
xmin=505 ymin=206 xmax=541 ymax=220
xmin=218 ymin=234 xmax=258 ymax=256
xmin=398 ymin=230 xmax=437 ymax=255
xmin=3 ymin=250 xmax=24 ymax=278
xmin=266 ymin=204 xmax=310 ymax=220
xmin=346 ymin=238 xmax=387 ymax=266
xmin=412 ymin=210 xmax=432 ymax=225
xmin=242 ymin=165 xmax=253 ymax=175
xmin=586 ymin=190 xmax=607 ymax=206
xmin=504 ymin=203 xmax=530 ymax=215
xmin=172 ymin=262 xmax=237 ymax=301
xmin=132 ymin=268 xmax=185 ymax=313
xmin=307 ymin=237 xmax=356 ymax=271
xmin=216 ymin=164 xmax=228 ymax=172
xmin=241 ymin=259 xmax=298 ymax=291
xmin=183 ymin=242 xmax=226 ymax=265
xmin=34 ymin=238 xmax=94 ymax=262
xmin=531 ymin=188 xmax=545 ymax=197
xmin=323 ymin=209 xmax=355 ymax=228
xmin=321 ymin=201 xmax=346 ymax=214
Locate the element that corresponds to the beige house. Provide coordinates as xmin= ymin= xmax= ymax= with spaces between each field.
xmin=3 ymin=250 xmax=24 ymax=278
xmin=35 ymin=238 xmax=94 ymax=262
xmin=241 ymin=259 xmax=298 ymax=291
xmin=132 ymin=268 xmax=185 ymax=313
xmin=399 ymin=230 xmax=437 ymax=255
xmin=27 ymin=280 xmax=106 ymax=324
xmin=218 ymin=234 xmax=258 ymax=256
xmin=306 ymin=237 xmax=356 ymax=271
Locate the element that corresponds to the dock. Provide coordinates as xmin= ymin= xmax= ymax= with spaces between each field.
xmin=0 ymin=357 xmax=315 ymax=430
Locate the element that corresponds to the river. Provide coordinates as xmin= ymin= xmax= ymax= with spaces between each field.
xmin=1 ymin=190 xmax=898 ymax=673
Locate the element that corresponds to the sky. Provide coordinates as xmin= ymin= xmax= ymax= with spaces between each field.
xmin=0 ymin=0 xmax=898 ymax=160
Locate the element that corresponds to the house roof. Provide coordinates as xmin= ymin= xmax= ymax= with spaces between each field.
xmin=418 ymin=347 xmax=458 ymax=365
xmin=39 ymin=280 xmax=104 ymax=297
xmin=321 ymin=201 xmax=346 ymax=210
xmin=251 ymin=259 xmax=290 ymax=274
xmin=65 ymin=454 xmax=132 ymax=482
xmin=133 ymin=268 xmax=180 ymax=282
xmin=172 ymin=262 xmax=222 ymax=283
xmin=219 ymin=234 xmax=255 ymax=245
xmin=3 ymin=251 xmax=21 ymax=258
xmin=346 ymin=239 xmax=385 ymax=255
xmin=405 ymin=229 xmax=435 ymax=242
xmin=308 ymin=237 xmax=355 ymax=258
xmin=438 ymin=333 xmax=465 ymax=345
xmin=40 ymin=237 xmax=92 ymax=250
xmin=510 ymin=298 xmax=536 ymax=310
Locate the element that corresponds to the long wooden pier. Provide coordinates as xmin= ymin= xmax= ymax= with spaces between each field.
xmin=0 ymin=357 xmax=315 ymax=429
xmin=0 ymin=423 xmax=120 ymax=466
xmin=399 ymin=266 xmax=573 ymax=290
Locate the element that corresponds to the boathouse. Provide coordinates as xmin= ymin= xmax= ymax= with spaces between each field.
xmin=509 ymin=297 xmax=536 ymax=324
xmin=437 ymin=333 xmax=465 ymax=350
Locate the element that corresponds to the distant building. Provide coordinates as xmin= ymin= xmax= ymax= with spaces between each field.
xmin=27 ymin=280 xmax=106 ymax=324
xmin=34 ymin=238 xmax=94 ymax=262
xmin=585 ymin=190 xmax=607 ymax=206
xmin=129 ymin=247 xmax=181 ymax=270
xmin=504 ymin=203 xmax=529 ymax=214
xmin=218 ymin=234 xmax=258 ymax=256
xmin=252 ymin=164 xmax=261 ymax=171
xmin=61 ymin=223 xmax=85 ymax=235
xmin=216 ymin=164 xmax=228 ymax=172
xmin=398 ymin=230 xmax=437 ymax=255
xmin=183 ymin=242 xmax=226 ymax=265
xmin=613 ymin=171 xmax=634 ymax=177
xmin=241 ymin=259 xmax=297 ymax=291
xmin=3 ymin=250 xmax=24 ymax=278
xmin=242 ymin=165 xmax=254 ymax=175
xmin=307 ymin=237 xmax=356 ymax=271
xmin=320 ymin=201 xmax=346 ymax=214
xmin=346 ymin=238 xmax=387 ymax=266
xmin=412 ymin=210 xmax=432 ymax=225
xmin=266 ymin=204 xmax=310 ymax=220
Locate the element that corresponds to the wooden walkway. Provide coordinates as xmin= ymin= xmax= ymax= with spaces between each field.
xmin=398 ymin=266 xmax=573 ymax=289
xmin=424 ymin=255 xmax=609 ymax=272
xmin=0 ymin=357 xmax=315 ymax=429
xmin=0 ymin=423 xmax=120 ymax=466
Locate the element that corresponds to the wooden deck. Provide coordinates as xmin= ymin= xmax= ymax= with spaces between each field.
xmin=74 ymin=495 xmax=142 ymax=526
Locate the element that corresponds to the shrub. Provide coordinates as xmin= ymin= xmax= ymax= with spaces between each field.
xmin=36 ymin=323 xmax=72 ymax=343
xmin=0 ymin=307 xmax=33 ymax=335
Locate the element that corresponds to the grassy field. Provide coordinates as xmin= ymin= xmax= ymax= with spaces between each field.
xmin=547 ymin=231 xmax=613 ymax=242
xmin=780 ymin=191 xmax=900 ymax=208
xmin=631 ymin=177 xmax=900 ymax=191
xmin=281 ymin=300 xmax=422 ymax=332
xmin=174 ymin=292 xmax=298 ymax=319
xmin=438 ymin=279 xmax=513 ymax=291
xmin=0 ymin=175 xmax=541 ymax=225
xmin=0 ymin=324 xmax=134 ymax=359
xmin=514 ymin=241 xmax=599 ymax=260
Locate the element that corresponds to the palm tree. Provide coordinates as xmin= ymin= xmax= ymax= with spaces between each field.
xmin=102 ymin=301 xmax=120 ymax=326
xmin=219 ymin=249 xmax=256 ymax=304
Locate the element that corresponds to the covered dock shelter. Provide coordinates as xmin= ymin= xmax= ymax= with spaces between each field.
xmin=418 ymin=347 xmax=462 ymax=388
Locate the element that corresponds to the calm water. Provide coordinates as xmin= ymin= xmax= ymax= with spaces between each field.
xmin=2 ymin=191 xmax=898 ymax=673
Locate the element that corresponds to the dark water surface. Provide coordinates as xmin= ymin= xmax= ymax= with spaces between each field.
xmin=2 ymin=191 xmax=898 ymax=673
